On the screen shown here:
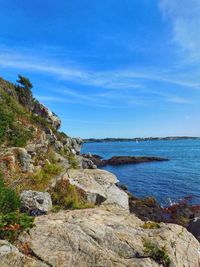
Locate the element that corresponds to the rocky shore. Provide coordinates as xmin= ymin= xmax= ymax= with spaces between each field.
xmin=119 ymin=184 xmax=200 ymax=242
xmin=0 ymin=76 xmax=199 ymax=267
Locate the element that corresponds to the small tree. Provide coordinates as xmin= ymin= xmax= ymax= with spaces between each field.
xmin=16 ymin=75 xmax=33 ymax=91
xmin=16 ymin=75 xmax=33 ymax=108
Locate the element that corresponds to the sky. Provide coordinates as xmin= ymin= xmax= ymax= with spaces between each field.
xmin=0 ymin=0 xmax=200 ymax=138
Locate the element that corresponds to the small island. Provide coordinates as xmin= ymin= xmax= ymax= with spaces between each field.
xmin=82 ymin=154 xmax=169 ymax=167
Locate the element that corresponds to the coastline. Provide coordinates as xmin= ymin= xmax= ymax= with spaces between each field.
xmin=82 ymin=150 xmax=200 ymax=242
xmin=83 ymin=136 xmax=200 ymax=143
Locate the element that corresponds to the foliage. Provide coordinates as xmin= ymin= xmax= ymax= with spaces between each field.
xmin=0 ymin=106 xmax=14 ymax=144
xmin=143 ymin=240 xmax=171 ymax=267
xmin=16 ymin=75 xmax=33 ymax=107
xmin=0 ymin=89 xmax=27 ymax=116
xmin=0 ymin=212 xmax=34 ymax=242
xmin=141 ymin=222 xmax=161 ymax=229
xmin=50 ymin=179 xmax=94 ymax=210
xmin=0 ymin=173 xmax=21 ymax=214
xmin=31 ymin=113 xmax=50 ymax=128
xmin=0 ymin=173 xmax=34 ymax=242
xmin=0 ymin=105 xmax=33 ymax=147
xmin=68 ymin=153 xmax=79 ymax=169
xmin=16 ymin=75 xmax=33 ymax=91
xmin=33 ymin=161 xmax=63 ymax=191
xmin=9 ymin=123 xmax=34 ymax=147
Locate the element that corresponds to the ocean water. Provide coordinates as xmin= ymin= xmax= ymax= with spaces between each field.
xmin=81 ymin=139 xmax=200 ymax=206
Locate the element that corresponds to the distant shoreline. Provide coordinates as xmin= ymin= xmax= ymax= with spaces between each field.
xmin=83 ymin=136 xmax=200 ymax=143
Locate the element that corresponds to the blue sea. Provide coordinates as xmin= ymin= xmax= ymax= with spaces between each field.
xmin=81 ymin=139 xmax=200 ymax=206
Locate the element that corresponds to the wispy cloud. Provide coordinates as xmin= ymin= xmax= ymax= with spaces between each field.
xmin=160 ymin=0 xmax=200 ymax=61
xmin=167 ymin=96 xmax=191 ymax=104
xmin=36 ymin=94 xmax=119 ymax=109
xmin=0 ymin=49 xmax=200 ymax=90
xmin=0 ymin=48 xmax=197 ymax=110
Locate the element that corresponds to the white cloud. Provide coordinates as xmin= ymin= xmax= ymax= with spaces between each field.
xmin=0 ymin=49 xmax=200 ymax=90
xmin=36 ymin=94 xmax=119 ymax=109
xmin=167 ymin=96 xmax=190 ymax=104
xmin=160 ymin=0 xmax=200 ymax=60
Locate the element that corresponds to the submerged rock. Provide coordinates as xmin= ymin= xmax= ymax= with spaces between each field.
xmin=18 ymin=208 xmax=200 ymax=267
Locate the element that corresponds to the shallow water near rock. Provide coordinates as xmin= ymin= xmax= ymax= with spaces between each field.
xmin=81 ymin=139 xmax=200 ymax=206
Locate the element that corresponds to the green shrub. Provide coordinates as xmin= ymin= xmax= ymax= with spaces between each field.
xmin=50 ymin=179 xmax=94 ymax=210
xmin=33 ymin=162 xmax=63 ymax=191
xmin=143 ymin=240 xmax=171 ymax=267
xmin=31 ymin=114 xmax=50 ymax=128
xmin=43 ymin=161 xmax=62 ymax=175
xmin=0 ymin=105 xmax=33 ymax=147
xmin=0 ymin=106 xmax=15 ymax=144
xmin=0 ymin=89 xmax=27 ymax=116
xmin=0 ymin=173 xmax=34 ymax=242
xmin=68 ymin=153 xmax=79 ymax=169
xmin=0 ymin=174 xmax=21 ymax=214
xmin=0 ymin=212 xmax=34 ymax=242
xmin=8 ymin=123 xmax=34 ymax=147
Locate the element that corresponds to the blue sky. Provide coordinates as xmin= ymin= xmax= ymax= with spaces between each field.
xmin=0 ymin=0 xmax=200 ymax=138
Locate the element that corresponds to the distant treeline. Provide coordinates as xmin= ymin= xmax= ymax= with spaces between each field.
xmin=83 ymin=136 xmax=200 ymax=143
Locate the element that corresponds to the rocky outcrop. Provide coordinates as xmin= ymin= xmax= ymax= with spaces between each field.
xmin=17 ymin=208 xmax=200 ymax=267
xmin=20 ymin=191 xmax=52 ymax=214
xmin=17 ymin=148 xmax=34 ymax=173
xmin=127 ymin=189 xmax=200 ymax=242
xmin=61 ymin=169 xmax=129 ymax=209
xmin=129 ymin=196 xmax=166 ymax=222
xmin=63 ymin=137 xmax=82 ymax=155
xmin=0 ymin=240 xmax=48 ymax=267
xmin=82 ymin=154 xmax=169 ymax=167
xmin=32 ymin=100 xmax=61 ymax=130
xmin=76 ymin=156 xmax=97 ymax=169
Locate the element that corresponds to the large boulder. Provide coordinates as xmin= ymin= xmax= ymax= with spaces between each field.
xmin=63 ymin=169 xmax=129 ymax=210
xmin=18 ymin=208 xmax=200 ymax=267
xmin=0 ymin=240 xmax=48 ymax=267
xmin=76 ymin=156 xmax=97 ymax=169
xmin=20 ymin=190 xmax=52 ymax=214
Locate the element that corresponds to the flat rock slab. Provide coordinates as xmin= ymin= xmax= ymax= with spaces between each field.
xmin=18 ymin=208 xmax=200 ymax=267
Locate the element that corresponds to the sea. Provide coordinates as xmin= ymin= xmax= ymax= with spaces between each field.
xmin=81 ymin=139 xmax=200 ymax=207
